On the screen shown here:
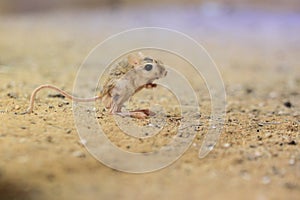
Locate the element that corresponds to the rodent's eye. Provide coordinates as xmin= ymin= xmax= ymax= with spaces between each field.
xmin=144 ymin=64 xmax=153 ymax=71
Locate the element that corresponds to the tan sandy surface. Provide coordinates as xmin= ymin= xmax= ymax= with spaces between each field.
xmin=0 ymin=7 xmax=299 ymax=200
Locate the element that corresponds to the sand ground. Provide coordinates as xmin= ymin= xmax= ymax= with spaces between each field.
xmin=0 ymin=7 xmax=299 ymax=200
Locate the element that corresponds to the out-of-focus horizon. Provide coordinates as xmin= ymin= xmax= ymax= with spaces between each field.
xmin=1 ymin=0 xmax=300 ymax=14
xmin=1 ymin=0 xmax=299 ymax=77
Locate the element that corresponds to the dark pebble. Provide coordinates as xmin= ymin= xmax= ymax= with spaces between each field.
xmin=233 ymin=158 xmax=243 ymax=164
xmin=194 ymin=125 xmax=202 ymax=131
xmin=257 ymin=136 xmax=262 ymax=140
xmin=46 ymin=173 xmax=55 ymax=182
xmin=7 ymin=92 xmax=17 ymax=98
xmin=284 ymin=182 xmax=299 ymax=190
xmin=258 ymin=123 xmax=264 ymax=127
xmin=283 ymin=101 xmax=292 ymax=108
xmin=245 ymin=88 xmax=253 ymax=94
xmin=46 ymin=136 xmax=53 ymax=143
xmin=287 ymin=140 xmax=297 ymax=145
xmin=48 ymin=94 xmax=65 ymax=99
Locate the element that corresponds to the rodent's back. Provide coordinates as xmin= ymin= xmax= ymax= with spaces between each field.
xmin=99 ymin=58 xmax=135 ymax=97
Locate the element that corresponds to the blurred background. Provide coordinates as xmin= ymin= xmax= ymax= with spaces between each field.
xmin=1 ymin=0 xmax=299 ymax=85
xmin=1 ymin=0 xmax=300 ymax=13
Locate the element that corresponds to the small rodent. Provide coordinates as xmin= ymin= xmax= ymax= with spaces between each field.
xmin=25 ymin=52 xmax=168 ymax=119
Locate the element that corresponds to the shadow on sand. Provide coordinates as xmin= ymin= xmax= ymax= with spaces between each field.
xmin=0 ymin=179 xmax=40 ymax=200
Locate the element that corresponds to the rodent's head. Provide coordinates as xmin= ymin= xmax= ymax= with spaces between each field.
xmin=139 ymin=56 xmax=167 ymax=81
xmin=127 ymin=52 xmax=167 ymax=84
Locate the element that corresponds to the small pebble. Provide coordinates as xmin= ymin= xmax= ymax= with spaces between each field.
xmin=223 ymin=143 xmax=231 ymax=148
xmin=46 ymin=174 xmax=55 ymax=182
xmin=289 ymin=158 xmax=295 ymax=166
xmin=278 ymin=110 xmax=285 ymax=115
xmin=46 ymin=136 xmax=53 ymax=143
xmin=287 ymin=140 xmax=297 ymax=145
xmin=80 ymin=139 xmax=87 ymax=145
xmin=271 ymin=166 xmax=281 ymax=176
xmin=7 ymin=92 xmax=17 ymax=98
xmin=14 ymin=105 xmax=20 ymax=110
xmin=262 ymin=176 xmax=271 ymax=184
xmin=48 ymin=93 xmax=65 ymax=99
xmin=240 ymin=171 xmax=251 ymax=181
xmin=254 ymin=151 xmax=262 ymax=158
xmin=245 ymin=88 xmax=253 ymax=94
xmin=86 ymin=108 xmax=95 ymax=112
xmin=58 ymin=103 xmax=64 ymax=107
xmin=269 ymin=92 xmax=278 ymax=98
xmin=6 ymin=83 xmax=13 ymax=89
xmin=72 ymin=151 xmax=85 ymax=158
xmin=194 ymin=125 xmax=201 ymax=131
xmin=283 ymin=101 xmax=292 ymax=108
xmin=284 ymin=182 xmax=299 ymax=190
xmin=148 ymin=123 xmax=154 ymax=127
xmin=258 ymin=123 xmax=264 ymax=127
xmin=265 ymin=133 xmax=272 ymax=138
xmin=66 ymin=129 xmax=72 ymax=134
xmin=258 ymin=103 xmax=265 ymax=107
xmin=279 ymin=142 xmax=284 ymax=146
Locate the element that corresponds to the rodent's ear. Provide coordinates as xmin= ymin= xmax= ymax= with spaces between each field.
xmin=127 ymin=53 xmax=142 ymax=67
xmin=137 ymin=52 xmax=145 ymax=58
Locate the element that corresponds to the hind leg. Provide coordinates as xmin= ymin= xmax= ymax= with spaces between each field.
xmin=109 ymin=93 xmax=155 ymax=119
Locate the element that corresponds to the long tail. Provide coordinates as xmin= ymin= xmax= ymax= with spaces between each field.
xmin=26 ymin=84 xmax=101 ymax=113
